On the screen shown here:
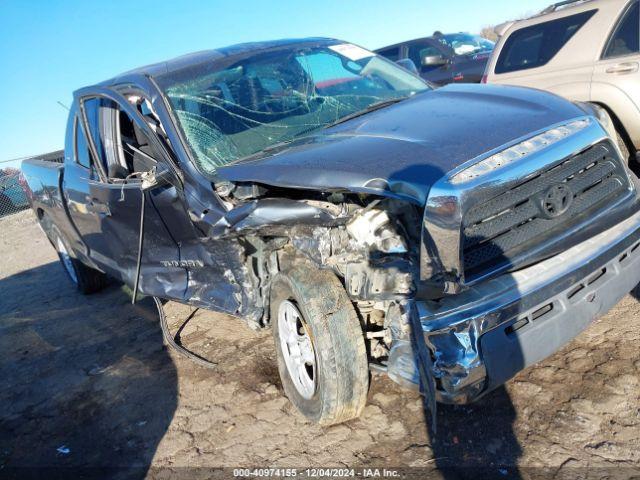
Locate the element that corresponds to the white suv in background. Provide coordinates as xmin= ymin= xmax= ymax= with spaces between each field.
xmin=485 ymin=0 xmax=640 ymax=162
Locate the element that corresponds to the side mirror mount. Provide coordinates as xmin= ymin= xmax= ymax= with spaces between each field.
xmin=396 ymin=58 xmax=419 ymax=74
xmin=124 ymin=143 xmax=174 ymax=191
xmin=141 ymin=162 xmax=173 ymax=191
xmin=422 ymin=54 xmax=449 ymax=66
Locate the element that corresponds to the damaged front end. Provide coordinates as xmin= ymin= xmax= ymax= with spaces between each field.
xmin=200 ymin=178 xmax=439 ymax=398
xmin=205 ymin=179 xmax=423 ymax=312
xmin=149 ymin=38 xmax=640 ymax=420
xmin=194 ymin=114 xmax=640 ymax=416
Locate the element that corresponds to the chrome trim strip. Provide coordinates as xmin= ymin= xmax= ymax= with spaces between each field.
xmin=446 ymin=116 xmax=596 ymax=179
xmin=421 ymin=116 xmax=636 ymax=287
xmin=450 ymin=118 xmax=591 ymax=185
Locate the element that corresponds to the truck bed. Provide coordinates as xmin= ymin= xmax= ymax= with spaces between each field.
xmin=21 ymin=154 xmax=65 ymax=218
xmin=35 ymin=150 xmax=65 ymax=164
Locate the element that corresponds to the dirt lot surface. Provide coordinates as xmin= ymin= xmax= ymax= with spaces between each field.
xmin=1 ymin=210 xmax=639 ymax=479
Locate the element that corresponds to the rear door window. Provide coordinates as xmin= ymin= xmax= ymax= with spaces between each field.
xmin=82 ymin=97 xmax=115 ymax=175
xmin=496 ymin=10 xmax=597 ymax=73
xmin=74 ymin=117 xmax=92 ymax=170
xmin=603 ymin=1 xmax=639 ymax=59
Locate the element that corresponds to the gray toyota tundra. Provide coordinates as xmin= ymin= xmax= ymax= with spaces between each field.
xmin=22 ymin=38 xmax=640 ymax=426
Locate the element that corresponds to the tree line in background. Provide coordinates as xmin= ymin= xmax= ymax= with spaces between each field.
xmin=480 ymin=25 xmax=499 ymax=42
xmin=480 ymin=7 xmax=539 ymax=42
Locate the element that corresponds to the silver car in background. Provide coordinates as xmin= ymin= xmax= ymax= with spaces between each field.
xmin=485 ymin=0 xmax=639 ymax=163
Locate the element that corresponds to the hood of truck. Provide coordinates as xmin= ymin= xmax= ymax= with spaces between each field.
xmin=217 ymin=83 xmax=587 ymax=205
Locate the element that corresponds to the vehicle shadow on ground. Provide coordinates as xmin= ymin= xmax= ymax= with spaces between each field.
xmin=0 ymin=261 xmax=178 ymax=480
xmin=429 ymin=388 xmax=521 ymax=478
xmin=385 ymin=164 xmax=525 ymax=478
xmin=411 ymin=282 xmax=524 ymax=477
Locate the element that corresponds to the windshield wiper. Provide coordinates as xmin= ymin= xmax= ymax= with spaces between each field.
xmin=323 ymin=96 xmax=410 ymax=129
xmin=232 ymin=139 xmax=299 ymax=164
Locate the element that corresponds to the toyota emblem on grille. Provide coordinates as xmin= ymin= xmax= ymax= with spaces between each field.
xmin=540 ymin=183 xmax=573 ymax=219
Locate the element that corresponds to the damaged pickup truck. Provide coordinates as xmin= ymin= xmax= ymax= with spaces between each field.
xmin=22 ymin=38 xmax=640 ymax=426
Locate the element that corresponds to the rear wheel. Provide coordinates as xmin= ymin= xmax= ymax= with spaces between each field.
xmin=270 ymin=262 xmax=369 ymax=425
xmin=48 ymin=222 xmax=108 ymax=294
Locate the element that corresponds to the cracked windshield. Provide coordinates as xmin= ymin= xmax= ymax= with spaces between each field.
xmin=160 ymin=43 xmax=429 ymax=174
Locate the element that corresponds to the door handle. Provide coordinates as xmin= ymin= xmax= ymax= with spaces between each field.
xmin=606 ymin=62 xmax=639 ymax=74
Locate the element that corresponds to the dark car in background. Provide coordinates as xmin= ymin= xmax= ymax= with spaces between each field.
xmin=0 ymin=151 xmax=62 ymax=216
xmin=0 ymin=168 xmax=29 ymax=215
xmin=376 ymin=32 xmax=495 ymax=85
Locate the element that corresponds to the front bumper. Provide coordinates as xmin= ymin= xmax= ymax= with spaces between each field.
xmin=388 ymin=208 xmax=640 ymax=403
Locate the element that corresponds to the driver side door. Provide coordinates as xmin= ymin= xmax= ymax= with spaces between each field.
xmin=76 ymin=89 xmax=188 ymax=298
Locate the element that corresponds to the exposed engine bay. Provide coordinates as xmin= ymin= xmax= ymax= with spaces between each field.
xmin=206 ymin=182 xmax=424 ymax=373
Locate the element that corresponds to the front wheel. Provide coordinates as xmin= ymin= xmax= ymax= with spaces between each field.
xmin=270 ymin=263 xmax=369 ymax=425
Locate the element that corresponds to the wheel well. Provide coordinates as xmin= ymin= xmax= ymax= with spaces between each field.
xmin=591 ymin=102 xmax=634 ymax=154
xmin=36 ymin=209 xmax=55 ymax=247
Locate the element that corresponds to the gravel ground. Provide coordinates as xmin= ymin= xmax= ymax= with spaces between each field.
xmin=0 ymin=210 xmax=639 ymax=479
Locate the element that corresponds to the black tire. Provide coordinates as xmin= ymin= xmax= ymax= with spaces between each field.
xmin=270 ymin=262 xmax=369 ymax=425
xmin=48 ymin=222 xmax=108 ymax=295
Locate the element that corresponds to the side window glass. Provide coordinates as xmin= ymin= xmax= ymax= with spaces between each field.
xmin=377 ymin=47 xmax=400 ymax=61
xmin=496 ymin=10 xmax=597 ymax=73
xmin=604 ymin=1 xmax=639 ymax=59
xmin=82 ymin=97 xmax=109 ymax=171
xmin=118 ymin=105 xmax=158 ymax=178
xmin=74 ymin=117 xmax=92 ymax=170
xmin=83 ymin=96 xmax=159 ymax=181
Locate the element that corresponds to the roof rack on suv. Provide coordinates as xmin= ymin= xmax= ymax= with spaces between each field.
xmin=540 ymin=0 xmax=593 ymax=14
xmin=496 ymin=0 xmax=594 ymax=35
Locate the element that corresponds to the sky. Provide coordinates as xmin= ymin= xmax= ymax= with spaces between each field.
xmin=0 ymin=0 xmax=553 ymax=168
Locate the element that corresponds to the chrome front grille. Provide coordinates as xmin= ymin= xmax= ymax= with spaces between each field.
xmin=461 ymin=141 xmax=630 ymax=276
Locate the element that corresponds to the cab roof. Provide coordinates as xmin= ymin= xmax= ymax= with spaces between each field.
xmin=96 ymin=37 xmax=340 ymax=88
xmin=374 ymin=33 xmax=469 ymax=52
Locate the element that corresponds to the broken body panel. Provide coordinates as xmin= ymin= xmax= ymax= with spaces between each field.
xmin=21 ymin=38 xmax=640 ymax=421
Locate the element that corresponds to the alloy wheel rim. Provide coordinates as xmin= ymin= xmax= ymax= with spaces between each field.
xmin=56 ymin=237 xmax=78 ymax=284
xmin=277 ymin=300 xmax=316 ymax=399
